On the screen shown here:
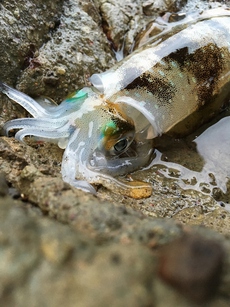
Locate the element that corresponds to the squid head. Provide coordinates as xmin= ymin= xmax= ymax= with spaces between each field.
xmin=1 ymin=82 xmax=154 ymax=196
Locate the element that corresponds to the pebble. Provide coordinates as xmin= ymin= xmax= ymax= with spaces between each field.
xmin=158 ymin=233 xmax=225 ymax=304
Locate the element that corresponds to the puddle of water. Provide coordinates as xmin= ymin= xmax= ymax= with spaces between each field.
xmin=147 ymin=112 xmax=230 ymax=210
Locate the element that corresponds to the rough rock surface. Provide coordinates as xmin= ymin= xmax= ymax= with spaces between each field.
xmin=1 ymin=0 xmax=230 ymax=306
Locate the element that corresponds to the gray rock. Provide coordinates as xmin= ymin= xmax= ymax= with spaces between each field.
xmin=17 ymin=0 xmax=115 ymax=102
xmin=0 ymin=198 xmax=156 ymax=307
xmin=0 ymin=0 xmax=64 ymax=85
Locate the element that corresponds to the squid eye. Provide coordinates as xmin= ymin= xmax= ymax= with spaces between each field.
xmin=114 ymin=138 xmax=128 ymax=153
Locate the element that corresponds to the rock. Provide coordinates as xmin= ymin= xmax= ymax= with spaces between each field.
xmin=0 ymin=0 xmax=64 ymax=86
xmin=17 ymin=0 xmax=115 ymax=102
xmin=0 ymin=172 xmax=9 ymax=196
xmin=142 ymin=0 xmax=187 ymax=16
xmin=0 ymin=197 xmax=156 ymax=307
xmin=158 ymin=233 xmax=225 ymax=303
xmin=173 ymin=206 xmax=230 ymax=236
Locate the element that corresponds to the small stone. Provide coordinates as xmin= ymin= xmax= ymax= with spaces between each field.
xmin=115 ymin=180 xmax=152 ymax=199
xmin=13 ymin=8 xmax=20 ymax=19
xmin=56 ymin=66 xmax=66 ymax=75
xmin=158 ymin=234 xmax=225 ymax=304
xmin=128 ymin=184 xmax=153 ymax=199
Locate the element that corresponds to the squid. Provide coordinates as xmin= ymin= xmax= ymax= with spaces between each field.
xmin=1 ymin=8 xmax=230 ymax=198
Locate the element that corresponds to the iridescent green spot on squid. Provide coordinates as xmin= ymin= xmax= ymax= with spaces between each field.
xmin=66 ymin=89 xmax=88 ymax=103
xmin=100 ymin=120 xmax=117 ymax=140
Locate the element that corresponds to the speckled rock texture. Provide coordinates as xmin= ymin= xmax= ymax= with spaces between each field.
xmin=1 ymin=0 xmax=230 ymax=306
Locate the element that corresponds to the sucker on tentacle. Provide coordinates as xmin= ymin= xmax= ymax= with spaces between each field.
xmin=1 ymin=8 xmax=230 ymax=198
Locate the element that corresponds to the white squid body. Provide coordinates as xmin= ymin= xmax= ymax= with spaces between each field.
xmin=1 ymin=8 xmax=230 ymax=198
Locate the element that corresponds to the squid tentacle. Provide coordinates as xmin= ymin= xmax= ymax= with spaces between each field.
xmin=61 ymin=128 xmax=97 ymax=194
xmin=14 ymin=127 xmax=71 ymax=143
xmin=3 ymin=117 xmax=69 ymax=135
xmin=0 ymin=82 xmax=88 ymax=119
xmin=0 ymin=82 xmax=49 ymax=118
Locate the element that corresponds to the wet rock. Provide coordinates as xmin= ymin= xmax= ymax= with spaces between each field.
xmin=15 ymin=165 xmax=183 ymax=245
xmin=173 ymin=206 xmax=230 ymax=236
xmin=158 ymin=233 xmax=225 ymax=304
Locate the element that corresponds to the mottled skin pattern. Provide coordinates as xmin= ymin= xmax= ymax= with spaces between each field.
xmin=123 ymin=42 xmax=230 ymax=135
xmin=1 ymin=8 xmax=230 ymax=198
xmin=127 ymin=43 xmax=227 ymax=106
